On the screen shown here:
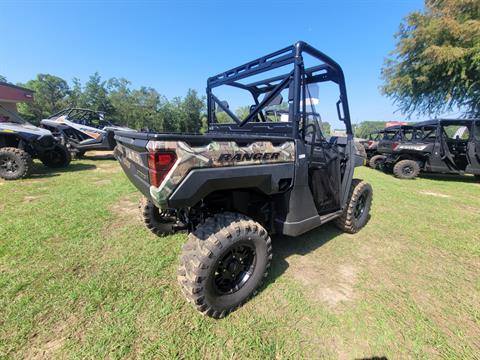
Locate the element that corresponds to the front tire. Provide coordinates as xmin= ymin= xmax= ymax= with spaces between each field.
xmin=0 ymin=147 xmax=32 ymax=180
xmin=369 ymin=155 xmax=385 ymax=169
xmin=393 ymin=159 xmax=420 ymax=179
xmin=40 ymin=145 xmax=71 ymax=168
xmin=178 ymin=212 xmax=272 ymax=319
xmin=335 ymin=179 xmax=373 ymax=234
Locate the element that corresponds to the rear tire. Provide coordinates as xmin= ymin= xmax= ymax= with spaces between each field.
xmin=0 ymin=147 xmax=32 ymax=180
xmin=178 ymin=212 xmax=272 ymax=319
xmin=140 ymin=198 xmax=177 ymax=236
xmin=41 ymin=145 xmax=71 ymax=168
xmin=393 ymin=159 xmax=420 ymax=179
xmin=369 ymin=155 xmax=385 ymax=169
xmin=335 ymin=179 xmax=373 ymax=234
xmin=140 ymin=197 xmax=177 ymax=236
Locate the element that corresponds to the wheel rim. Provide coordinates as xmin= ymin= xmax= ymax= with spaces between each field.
xmin=402 ymin=165 xmax=413 ymax=175
xmin=354 ymin=191 xmax=368 ymax=219
xmin=0 ymin=156 xmax=19 ymax=174
xmin=213 ymin=242 xmax=256 ymax=295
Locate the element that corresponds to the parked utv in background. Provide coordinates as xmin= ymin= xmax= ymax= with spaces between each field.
xmin=361 ymin=129 xmax=383 ymax=166
xmin=40 ymin=108 xmax=135 ymax=157
xmin=369 ymin=124 xmax=414 ymax=169
xmin=114 ymin=41 xmax=372 ymax=318
xmin=0 ymin=105 xmax=71 ymax=180
xmin=383 ymin=119 xmax=480 ymax=179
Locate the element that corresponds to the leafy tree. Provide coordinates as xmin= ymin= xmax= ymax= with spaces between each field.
xmin=181 ymin=89 xmax=205 ymax=133
xmin=17 ymin=74 xmax=70 ymax=122
xmin=82 ymin=72 xmax=114 ymax=114
xmin=0 ymin=75 xmax=7 ymax=82
xmin=129 ymin=87 xmax=163 ymax=130
xmin=235 ymin=106 xmax=251 ymax=120
xmin=160 ymin=101 xmax=181 ymax=132
xmin=352 ymin=121 xmax=386 ymax=138
xmin=67 ymin=77 xmax=83 ymax=108
xmin=13 ymin=72 xmax=206 ymax=131
xmin=382 ymin=0 xmax=480 ymax=117
xmin=321 ymin=121 xmax=331 ymax=136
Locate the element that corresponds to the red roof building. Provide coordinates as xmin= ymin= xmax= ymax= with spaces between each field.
xmin=0 ymin=82 xmax=34 ymax=121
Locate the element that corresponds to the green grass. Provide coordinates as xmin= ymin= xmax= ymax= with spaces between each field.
xmin=1 ymin=157 xmax=479 ymax=359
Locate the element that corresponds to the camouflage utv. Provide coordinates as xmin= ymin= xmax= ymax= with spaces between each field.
xmin=114 ymin=42 xmax=373 ymax=318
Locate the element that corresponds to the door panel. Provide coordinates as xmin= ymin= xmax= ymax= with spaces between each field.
xmin=308 ymin=143 xmax=341 ymax=215
xmin=466 ymin=120 xmax=480 ymax=174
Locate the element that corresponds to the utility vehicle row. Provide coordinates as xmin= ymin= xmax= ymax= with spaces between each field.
xmin=363 ymin=120 xmax=480 ymax=179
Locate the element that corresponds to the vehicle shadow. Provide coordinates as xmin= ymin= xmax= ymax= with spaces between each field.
xmin=419 ymin=173 xmax=479 ymax=183
xmin=29 ymin=163 xmax=97 ymax=178
xmin=265 ymin=223 xmax=343 ymax=287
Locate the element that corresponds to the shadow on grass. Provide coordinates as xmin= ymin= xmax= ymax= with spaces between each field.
xmin=265 ymin=223 xmax=343 ymax=287
xmin=29 ymin=162 xmax=97 ymax=179
xmin=419 ymin=173 xmax=479 ymax=183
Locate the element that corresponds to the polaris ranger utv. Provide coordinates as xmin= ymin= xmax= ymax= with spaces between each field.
xmin=361 ymin=129 xmax=384 ymax=166
xmin=40 ymin=108 xmax=135 ymax=157
xmin=369 ymin=124 xmax=414 ymax=169
xmin=0 ymin=105 xmax=71 ymax=180
xmin=383 ymin=119 xmax=480 ymax=179
xmin=114 ymin=42 xmax=372 ymax=318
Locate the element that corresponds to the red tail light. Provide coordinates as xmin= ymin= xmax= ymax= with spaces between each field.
xmin=148 ymin=152 xmax=177 ymax=187
xmin=391 ymin=142 xmax=400 ymax=150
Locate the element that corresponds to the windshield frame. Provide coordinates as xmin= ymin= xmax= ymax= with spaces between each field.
xmin=0 ymin=104 xmax=30 ymax=125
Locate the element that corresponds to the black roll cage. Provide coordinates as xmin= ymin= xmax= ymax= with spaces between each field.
xmin=48 ymin=108 xmax=107 ymax=125
xmin=206 ymin=41 xmax=352 ymax=137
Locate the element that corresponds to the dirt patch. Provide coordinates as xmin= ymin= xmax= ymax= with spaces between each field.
xmin=23 ymin=195 xmax=43 ymax=203
xmin=289 ymin=255 xmax=359 ymax=308
xmin=24 ymin=315 xmax=77 ymax=360
xmin=93 ymin=179 xmax=112 ymax=185
xmin=418 ymin=191 xmax=451 ymax=198
xmin=108 ymin=195 xmax=143 ymax=229
xmin=84 ymin=150 xmax=115 ymax=160
xmin=94 ymin=164 xmax=121 ymax=174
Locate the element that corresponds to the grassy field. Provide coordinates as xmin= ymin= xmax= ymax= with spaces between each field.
xmin=0 ymin=154 xmax=479 ymax=359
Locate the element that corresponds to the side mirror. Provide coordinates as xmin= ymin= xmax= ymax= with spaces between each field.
xmin=262 ymin=92 xmax=283 ymax=106
xmin=216 ymin=100 xmax=229 ymax=113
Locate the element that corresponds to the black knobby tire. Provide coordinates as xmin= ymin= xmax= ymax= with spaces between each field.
xmin=393 ymin=159 xmax=420 ymax=179
xmin=335 ymin=179 xmax=373 ymax=234
xmin=41 ymin=145 xmax=71 ymax=168
xmin=178 ymin=212 xmax=272 ymax=319
xmin=369 ymin=155 xmax=385 ymax=170
xmin=0 ymin=147 xmax=32 ymax=180
xmin=140 ymin=197 xmax=176 ymax=236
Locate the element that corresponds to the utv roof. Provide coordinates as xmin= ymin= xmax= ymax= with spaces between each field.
xmin=384 ymin=124 xmax=414 ymax=131
xmin=414 ymin=119 xmax=478 ymax=127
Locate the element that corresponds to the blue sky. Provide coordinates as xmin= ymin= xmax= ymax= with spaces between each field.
xmin=2 ymin=0 xmax=426 ymax=128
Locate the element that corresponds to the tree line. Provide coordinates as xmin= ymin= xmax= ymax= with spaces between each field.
xmin=3 ymin=73 xmax=206 ymax=133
